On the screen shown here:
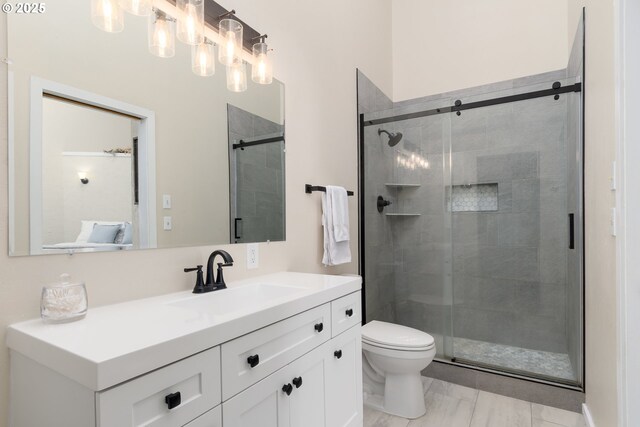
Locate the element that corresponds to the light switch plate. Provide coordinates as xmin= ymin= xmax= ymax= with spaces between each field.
xmin=163 ymin=195 xmax=172 ymax=209
xmin=247 ymin=243 xmax=258 ymax=269
xmin=163 ymin=216 xmax=172 ymax=231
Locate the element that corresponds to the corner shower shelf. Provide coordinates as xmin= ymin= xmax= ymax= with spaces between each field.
xmin=385 ymin=183 xmax=421 ymax=188
xmin=384 ymin=213 xmax=421 ymax=217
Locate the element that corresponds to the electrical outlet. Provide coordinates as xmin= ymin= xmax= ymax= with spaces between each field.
xmin=247 ymin=243 xmax=258 ymax=269
xmin=610 ymin=161 xmax=617 ymax=191
xmin=163 ymin=216 xmax=172 ymax=231
xmin=611 ymin=207 xmax=617 ymax=237
xmin=163 ymin=194 xmax=172 ymax=209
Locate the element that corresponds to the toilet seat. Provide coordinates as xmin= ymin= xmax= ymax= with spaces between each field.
xmin=362 ymin=338 xmax=435 ymax=352
xmin=362 ymin=320 xmax=435 ymax=350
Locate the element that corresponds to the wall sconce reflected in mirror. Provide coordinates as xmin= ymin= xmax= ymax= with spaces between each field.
xmin=78 ymin=172 xmax=89 ymax=184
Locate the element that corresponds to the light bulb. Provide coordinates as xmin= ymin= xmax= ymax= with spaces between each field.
xmin=177 ymin=1 xmax=203 ymax=45
xmin=219 ymin=18 xmax=243 ymax=66
xmin=148 ymin=9 xmax=176 ymax=58
xmin=92 ymin=0 xmax=124 ymax=33
xmin=191 ymin=41 xmax=215 ymax=76
xmin=226 ymin=60 xmax=247 ymax=92
xmin=251 ymin=42 xmax=273 ymax=84
xmin=119 ymin=0 xmax=152 ymax=16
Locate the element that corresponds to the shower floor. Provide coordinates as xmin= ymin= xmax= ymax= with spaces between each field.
xmin=453 ymin=337 xmax=576 ymax=381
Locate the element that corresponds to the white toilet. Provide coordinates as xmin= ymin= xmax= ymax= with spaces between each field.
xmin=362 ymin=320 xmax=436 ymax=419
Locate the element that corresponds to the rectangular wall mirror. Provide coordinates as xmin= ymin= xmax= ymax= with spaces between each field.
xmin=6 ymin=0 xmax=285 ymax=256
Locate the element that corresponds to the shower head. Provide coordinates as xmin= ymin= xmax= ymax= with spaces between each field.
xmin=378 ymin=129 xmax=403 ymax=147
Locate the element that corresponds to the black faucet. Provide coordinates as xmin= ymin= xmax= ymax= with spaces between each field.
xmin=206 ymin=249 xmax=234 ymax=290
xmin=184 ymin=250 xmax=234 ymax=293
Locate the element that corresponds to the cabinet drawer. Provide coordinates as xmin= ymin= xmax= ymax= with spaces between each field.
xmin=221 ymin=303 xmax=331 ymax=400
xmin=97 ymin=347 xmax=221 ymax=427
xmin=183 ymin=405 xmax=221 ymax=427
xmin=331 ymin=291 xmax=361 ymax=337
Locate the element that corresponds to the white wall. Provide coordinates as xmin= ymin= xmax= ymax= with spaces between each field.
xmin=42 ymin=99 xmax=134 ymax=244
xmin=572 ymin=1 xmax=619 ymax=426
xmin=391 ymin=0 xmax=569 ymax=100
xmin=0 ymin=1 xmax=393 ymax=426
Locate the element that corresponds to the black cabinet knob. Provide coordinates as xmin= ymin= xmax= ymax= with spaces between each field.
xmin=282 ymin=383 xmax=293 ymax=396
xmin=165 ymin=391 xmax=181 ymax=410
xmin=292 ymin=376 xmax=303 ymax=388
xmin=247 ymin=354 xmax=260 ymax=368
xmin=314 ymin=323 xmax=324 ymax=333
xmin=334 ymin=350 xmax=343 ymax=359
xmin=345 ymin=308 xmax=354 ymax=317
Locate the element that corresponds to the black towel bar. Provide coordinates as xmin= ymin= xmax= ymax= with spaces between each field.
xmin=305 ymin=184 xmax=354 ymax=196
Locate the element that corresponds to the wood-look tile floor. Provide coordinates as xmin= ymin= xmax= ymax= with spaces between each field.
xmin=364 ymin=377 xmax=586 ymax=427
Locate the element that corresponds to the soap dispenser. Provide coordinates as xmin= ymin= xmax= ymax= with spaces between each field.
xmin=40 ymin=273 xmax=88 ymax=323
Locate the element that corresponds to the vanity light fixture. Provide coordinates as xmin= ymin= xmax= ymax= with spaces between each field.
xmin=251 ymin=35 xmax=273 ymax=85
xmin=176 ymin=0 xmax=204 ymax=45
xmin=118 ymin=0 xmax=152 ymax=16
xmin=77 ymin=172 xmax=89 ymax=185
xmin=148 ymin=8 xmax=176 ymax=58
xmin=227 ymin=59 xmax=247 ymax=92
xmin=192 ymin=40 xmax=216 ymax=76
xmin=218 ymin=15 xmax=243 ymax=66
xmin=91 ymin=0 xmax=124 ymax=33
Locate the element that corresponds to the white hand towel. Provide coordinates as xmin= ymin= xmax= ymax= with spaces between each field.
xmin=327 ymin=185 xmax=349 ymax=242
xmin=321 ymin=189 xmax=351 ymax=266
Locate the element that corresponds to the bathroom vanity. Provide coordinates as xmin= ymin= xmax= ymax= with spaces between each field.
xmin=6 ymin=272 xmax=362 ymax=427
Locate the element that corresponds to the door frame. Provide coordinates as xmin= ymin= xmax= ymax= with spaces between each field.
xmin=616 ymin=0 xmax=640 ymax=424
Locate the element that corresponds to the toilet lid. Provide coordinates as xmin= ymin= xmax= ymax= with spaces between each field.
xmin=362 ymin=321 xmax=435 ymax=350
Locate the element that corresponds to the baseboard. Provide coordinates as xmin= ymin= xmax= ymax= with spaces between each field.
xmin=582 ymin=403 xmax=596 ymax=427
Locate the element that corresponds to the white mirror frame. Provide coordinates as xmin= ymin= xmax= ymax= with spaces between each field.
xmin=27 ymin=77 xmax=157 ymax=254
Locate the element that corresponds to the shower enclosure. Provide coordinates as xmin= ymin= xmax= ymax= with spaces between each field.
xmin=358 ymin=21 xmax=584 ymax=389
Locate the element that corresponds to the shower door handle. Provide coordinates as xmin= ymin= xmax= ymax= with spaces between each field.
xmin=235 ymin=218 xmax=242 ymax=240
xmin=568 ymin=213 xmax=575 ymax=250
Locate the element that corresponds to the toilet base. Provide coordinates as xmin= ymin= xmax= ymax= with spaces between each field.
xmin=363 ymin=373 xmax=426 ymax=419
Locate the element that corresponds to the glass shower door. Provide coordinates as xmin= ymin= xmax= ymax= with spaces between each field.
xmin=448 ymin=84 xmax=583 ymax=386
xmin=361 ymin=99 xmax=454 ymax=360
xmin=231 ymin=138 xmax=285 ymax=243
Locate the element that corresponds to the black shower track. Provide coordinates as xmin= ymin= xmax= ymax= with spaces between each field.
xmin=363 ymin=82 xmax=582 ymax=127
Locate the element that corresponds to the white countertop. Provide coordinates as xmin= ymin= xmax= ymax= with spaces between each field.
xmin=6 ymin=272 xmax=361 ymax=391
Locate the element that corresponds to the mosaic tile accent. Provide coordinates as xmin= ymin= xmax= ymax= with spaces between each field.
xmin=448 ymin=183 xmax=499 ymax=212
xmin=453 ymin=337 xmax=575 ymax=381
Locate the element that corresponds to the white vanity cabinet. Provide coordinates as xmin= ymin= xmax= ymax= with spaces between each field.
xmin=223 ymin=323 xmax=362 ymax=427
xmin=7 ymin=273 xmax=363 ymax=427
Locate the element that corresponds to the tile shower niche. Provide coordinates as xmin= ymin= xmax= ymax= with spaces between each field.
xmin=448 ymin=183 xmax=499 ymax=212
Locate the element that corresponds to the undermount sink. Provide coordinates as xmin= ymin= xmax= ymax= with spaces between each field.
xmin=168 ymin=282 xmax=309 ymax=316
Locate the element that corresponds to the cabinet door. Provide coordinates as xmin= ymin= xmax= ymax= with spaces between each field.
xmin=325 ymin=325 xmax=363 ymax=427
xmin=288 ymin=346 xmax=328 ymax=427
xmin=223 ymin=363 xmax=290 ymax=427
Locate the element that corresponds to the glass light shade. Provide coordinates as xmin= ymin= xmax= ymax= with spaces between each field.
xmin=218 ymin=18 xmax=243 ymax=66
xmin=192 ymin=41 xmax=215 ymax=77
xmin=148 ymin=9 xmax=176 ymax=58
xmin=251 ymin=42 xmax=273 ymax=85
xmin=176 ymin=0 xmax=204 ymax=45
xmin=227 ymin=60 xmax=247 ymax=92
xmin=119 ymin=0 xmax=152 ymax=16
xmin=91 ymin=0 xmax=124 ymax=33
